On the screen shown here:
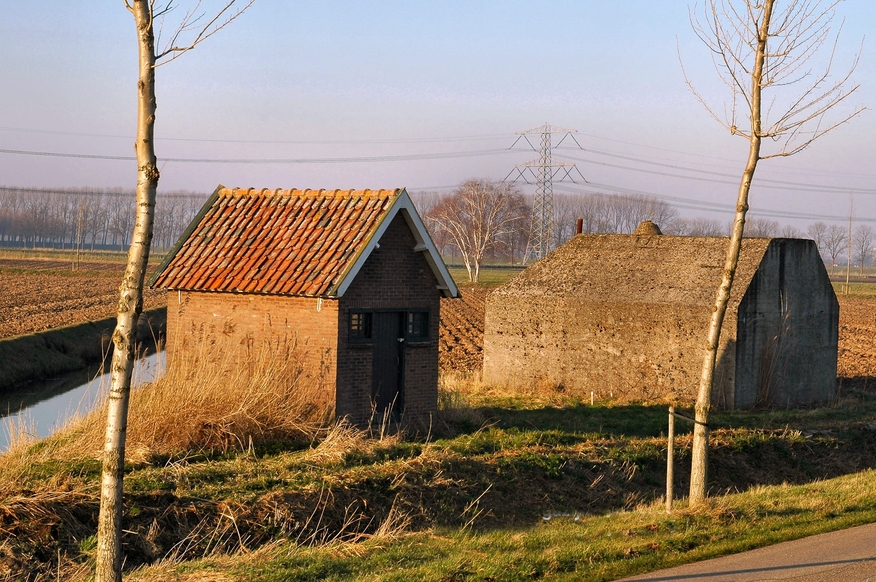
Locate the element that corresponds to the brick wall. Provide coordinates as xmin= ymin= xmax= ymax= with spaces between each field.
xmin=163 ymin=211 xmax=444 ymax=426
xmin=337 ymin=213 xmax=441 ymax=427
xmin=165 ymin=290 xmax=338 ymax=406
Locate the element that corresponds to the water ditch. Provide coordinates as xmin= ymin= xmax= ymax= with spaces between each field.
xmin=0 ymin=352 xmax=164 ymax=451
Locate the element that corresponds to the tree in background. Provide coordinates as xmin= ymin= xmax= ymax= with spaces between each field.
xmin=665 ymin=216 xmax=725 ymax=236
xmin=779 ymin=224 xmax=804 ymax=238
xmin=553 ymin=192 xmax=677 ymax=245
xmin=424 ymin=180 xmax=527 ymax=282
xmin=682 ymin=0 xmax=863 ymax=505
xmin=807 ymin=221 xmax=828 ymax=257
xmin=97 ymin=2 xmax=253 ymax=580
xmin=824 ymin=224 xmax=849 ymax=269
xmin=743 ymin=218 xmax=779 ymax=238
xmin=852 ymin=225 xmax=874 ymax=275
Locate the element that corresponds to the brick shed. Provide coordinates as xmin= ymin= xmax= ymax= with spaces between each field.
xmin=150 ymin=186 xmax=458 ymax=426
xmin=483 ymin=229 xmax=838 ymax=409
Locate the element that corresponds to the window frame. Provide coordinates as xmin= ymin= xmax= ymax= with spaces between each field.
xmin=348 ymin=310 xmax=374 ymax=343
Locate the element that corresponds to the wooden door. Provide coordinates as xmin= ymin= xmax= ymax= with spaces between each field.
xmin=372 ymin=311 xmax=404 ymax=418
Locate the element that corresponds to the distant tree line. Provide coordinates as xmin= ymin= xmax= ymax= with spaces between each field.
xmin=0 ymin=186 xmax=207 ymax=251
xmin=412 ymin=181 xmax=874 ymax=280
xmin=1 ymin=183 xmax=870 ymax=271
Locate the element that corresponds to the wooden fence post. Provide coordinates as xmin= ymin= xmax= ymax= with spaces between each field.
xmin=666 ymin=405 xmax=675 ymax=512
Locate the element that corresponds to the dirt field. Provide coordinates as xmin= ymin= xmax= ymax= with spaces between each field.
xmin=0 ymin=259 xmax=164 ymax=339
xmin=439 ymin=286 xmax=488 ymax=372
xmin=2 ymin=258 xmax=873 ymax=386
xmin=838 ymin=296 xmax=876 ymax=386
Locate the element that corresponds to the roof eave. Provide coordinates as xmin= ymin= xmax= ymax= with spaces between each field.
xmin=329 ymin=188 xmax=459 ymax=298
xmin=148 ymin=185 xmax=223 ymax=288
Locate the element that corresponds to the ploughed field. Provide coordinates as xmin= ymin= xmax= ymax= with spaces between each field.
xmin=1 ymin=257 xmax=873 ymax=386
xmin=838 ymin=296 xmax=876 ymax=385
xmin=0 ymin=258 xmax=164 ymax=339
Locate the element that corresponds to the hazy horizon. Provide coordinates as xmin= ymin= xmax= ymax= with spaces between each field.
xmin=1 ymin=1 xmax=874 ymax=231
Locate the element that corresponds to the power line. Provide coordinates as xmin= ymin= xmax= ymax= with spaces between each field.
xmin=0 ymin=125 xmax=513 ymax=145
xmin=558 ymin=149 xmax=876 ymax=195
xmin=555 ymin=183 xmax=876 ymax=223
xmin=505 ymin=124 xmax=586 ymax=260
xmin=0 ymin=146 xmax=515 ymax=164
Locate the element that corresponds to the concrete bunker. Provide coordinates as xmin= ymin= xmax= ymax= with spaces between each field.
xmin=483 ymin=226 xmax=838 ymax=409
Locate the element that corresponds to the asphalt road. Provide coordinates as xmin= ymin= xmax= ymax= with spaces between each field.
xmin=618 ymin=522 xmax=876 ymax=581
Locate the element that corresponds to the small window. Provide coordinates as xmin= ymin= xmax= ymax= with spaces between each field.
xmin=407 ymin=311 xmax=429 ymax=340
xmin=350 ymin=312 xmax=372 ymax=340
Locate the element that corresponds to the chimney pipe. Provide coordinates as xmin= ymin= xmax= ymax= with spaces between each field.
xmin=576 ymin=218 xmax=583 ymax=235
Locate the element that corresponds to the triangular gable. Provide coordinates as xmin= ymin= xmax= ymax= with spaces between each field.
xmin=330 ymin=189 xmax=459 ymax=298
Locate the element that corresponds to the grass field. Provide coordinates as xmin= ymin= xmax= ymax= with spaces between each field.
xmin=833 ymin=281 xmax=876 ymax=298
xmin=1 ymin=249 xmax=874 ymax=580
xmin=447 ymin=265 xmax=524 ymax=288
xmin=0 ymin=247 xmax=169 ymax=266
xmin=6 ymin=373 xmax=876 ymax=580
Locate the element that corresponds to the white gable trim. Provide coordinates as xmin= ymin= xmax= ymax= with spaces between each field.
xmin=331 ymin=189 xmax=459 ymax=298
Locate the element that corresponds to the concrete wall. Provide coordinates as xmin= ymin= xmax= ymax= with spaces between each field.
xmin=483 ymin=238 xmax=838 ymax=409
xmin=337 ymin=214 xmax=441 ymax=427
xmin=483 ymin=296 xmax=736 ymax=406
xmin=734 ymin=239 xmax=838 ymax=407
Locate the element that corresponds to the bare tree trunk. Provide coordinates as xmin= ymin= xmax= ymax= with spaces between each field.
xmin=688 ymin=1 xmax=769 ymax=506
xmin=96 ymin=2 xmax=157 ymax=579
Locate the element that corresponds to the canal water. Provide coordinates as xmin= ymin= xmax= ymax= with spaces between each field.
xmin=0 ymin=353 xmax=164 ymax=452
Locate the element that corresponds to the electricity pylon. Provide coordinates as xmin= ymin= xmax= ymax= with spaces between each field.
xmin=506 ymin=124 xmax=586 ymax=261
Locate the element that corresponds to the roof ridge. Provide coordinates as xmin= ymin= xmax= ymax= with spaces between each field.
xmin=219 ymin=187 xmax=401 ymax=199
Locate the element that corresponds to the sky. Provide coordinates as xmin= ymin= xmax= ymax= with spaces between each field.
xmin=0 ymin=1 xmax=874 ymax=230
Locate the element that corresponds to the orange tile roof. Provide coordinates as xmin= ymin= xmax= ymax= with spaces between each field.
xmin=152 ymin=187 xmax=400 ymax=297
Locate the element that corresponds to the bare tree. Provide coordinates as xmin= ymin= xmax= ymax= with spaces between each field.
xmin=682 ymin=0 xmax=863 ymax=505
xmin=424 ymin=180 xmax=526 ymax=282
xmin=852 ymin=225 xmax=874 ymax=275
xmin=553 ymin=192 xmax=677 ymax=243
xmin=665 ymin=216 xmax=726 ymax=236
xmin=96 ymin=2 xmax=253 ymax=580
xmin=824 ymin=224 xmax=848 ymax=268
xmin=807 ymin=221 xmax=828 ymax=258
xmin=743 ymin=217 xmax=779 ymax=237
xmin=779 ymin=224 xmax=803 ymax=238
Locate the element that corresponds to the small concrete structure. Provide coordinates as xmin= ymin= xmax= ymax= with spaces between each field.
xmin=483 ymin=227 xmax=838 ymax=409
xmin=151 ymin=187 xmax=458 ymax=426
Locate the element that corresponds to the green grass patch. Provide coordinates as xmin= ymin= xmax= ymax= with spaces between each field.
xmin=447 ymin=265 xmax=524 ymax=287
xmin=0 ymin=247 xmax=167 ymax=266
xmin=8 ymin=389 xmax=876 ymax=580
xmin=215 ymin=470 xmax=876 ymax=582
xmin=832 ymin=281 xmax=876 ymax=297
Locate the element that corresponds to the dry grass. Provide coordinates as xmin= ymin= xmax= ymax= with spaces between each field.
xmin=438 ymin=370 xmax=573 ymax=409
xmin=5 ymin=336 xmax=334 ymax=468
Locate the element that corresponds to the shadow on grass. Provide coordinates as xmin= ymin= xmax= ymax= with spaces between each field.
xmin=476 ymin=402 xmax=674 ymax=438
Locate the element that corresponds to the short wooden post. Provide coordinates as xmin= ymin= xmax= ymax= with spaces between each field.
xmin=666 ymin=405 xmax=675 ymax=512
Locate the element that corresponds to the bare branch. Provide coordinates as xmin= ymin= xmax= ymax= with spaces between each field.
xmin=682 ymin=0 xmax=864 ymax=157
xmin=154 ymin=0 xmax=255 ymax=65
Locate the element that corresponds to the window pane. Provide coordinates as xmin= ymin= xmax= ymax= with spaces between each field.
xmin=350 ymin=312 xmax=372 ymax=339
xmin=407 ymin=312 xmax=428 ymax=339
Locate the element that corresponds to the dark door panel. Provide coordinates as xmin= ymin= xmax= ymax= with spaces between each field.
xmin=372 ymin=311 xmax=404 ymax=417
